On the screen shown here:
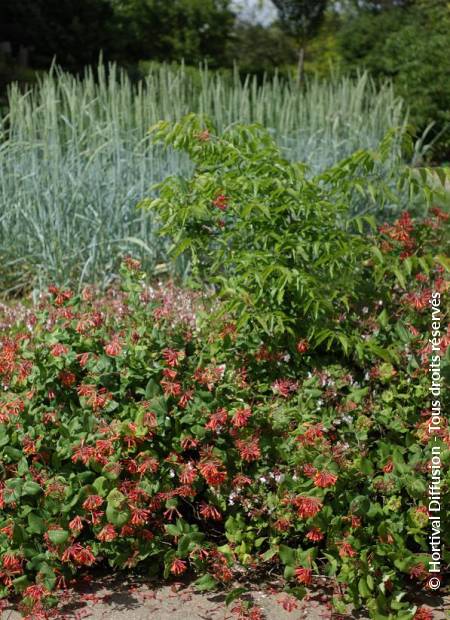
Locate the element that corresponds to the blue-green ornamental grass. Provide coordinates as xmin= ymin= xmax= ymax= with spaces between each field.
xmin=0 ymin=62 xmax=411 ymax=294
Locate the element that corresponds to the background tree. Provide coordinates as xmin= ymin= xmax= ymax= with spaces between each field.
xmin=226 ymin=20 xmax=297 ymax=79
xmin=111 ymin=0 xmax=235 ymax=67
xmin=337 ymin=0 xmax=450 ymax=159
xmin=0 ymin=0 xmax=120 ymax=71
xmin=271 ymin=0 xmax=328 ymax=84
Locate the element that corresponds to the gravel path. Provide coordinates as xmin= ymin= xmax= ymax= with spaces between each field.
xmin=1 ymin=573 xmax=447 ymax=619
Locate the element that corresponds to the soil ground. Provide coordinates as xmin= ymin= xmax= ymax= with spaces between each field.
xmin=1 ymin=573 xmax=448 ymax=620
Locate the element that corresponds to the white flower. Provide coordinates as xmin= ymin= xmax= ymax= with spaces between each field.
xmin=217 ymin=364 xmax=226 ymax=378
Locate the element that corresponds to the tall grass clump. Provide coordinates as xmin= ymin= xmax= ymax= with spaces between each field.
xmin=0 ymin=62 xmax=408 ymax=293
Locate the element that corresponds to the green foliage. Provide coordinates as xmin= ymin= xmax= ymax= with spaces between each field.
xmin=0 ymin=0 xmax=120 ymax=72
xmin=145 ymin=115 xmax=446 ymax=345
xmin=111 ymin=0 xmax=235 ymax=67
xmin=225 ymin=22 xmax=297 ymax=78
xmin=0 ymin=0 xmax=235 ymax=73
xmin=0 ymin=197 xmax=448 ymax=617
xmin=272 ymin=0 xmax=328 ymax=40
xmin=337 ymin=0 xmax=450 ymax=159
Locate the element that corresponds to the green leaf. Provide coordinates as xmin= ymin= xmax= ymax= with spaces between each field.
xmin=27 ymin=512 xmax=45 ymax=534
xmin=22 ymin=480 xmax=42 ymax=496
xmin=93 ymin=476 xmax=109 ymax=497
xmin=48 ymin=529 xmax=69 ymax=545
xmin=278 ymin=544 xmax=296 ymax=567
xmin=194 ymin=574 xmax=218 ymax=591
xmin=106 ymin=504 xmax=130 ymax=527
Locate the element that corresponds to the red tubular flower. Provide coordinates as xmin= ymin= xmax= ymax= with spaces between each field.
xmin=350 ymin=515 xmax=362 ymax=528
xmin=231 ymin=407 xmax=252 ymax=428
xmin=179 ymin=462 xmax=197 ymax=484
xmin=120 ymin=525 xmax=135 ymax=537
xmin=162 ymin=348 xmax=184 ymax=367
xmin=68 ymin=516 xmax=84 ymax=533
xmin=2 ymin=553 xmax=22 ymax=574
xmin=212 ymin=194 xmax=229 ymax=211
xmin=338 ymin=540 xmax=357 ymax=558
xmin=235 ymin=436 xmax=261 ymax=462
xmin=273 ymin=517 xmax=291 ymax=532
xmin=130 ymin=507 xmax=150 ymax=526
xmin=409 ymin=563 xmax=427 ymax=581
xmin=71 ymin=443 xmax=96 ymax=465
xmin=198 ymin=461 xmax=227 ymax=486
xmin=136 ymin=456 xmax=159 ymax=475
xmin=303 ymin=463 xmax=317 ymax=478
xmin=77 ymin=352 xmax=90 ymax=367
xmin=205 ymin=407 xmax=228 ymax=431
xmin=296 ymin=339 xmax=309 ymax=354
xmin=82 ymin=495 xmax=103 ymax=511
xmin=97 ymin=524 xmax=117 ymax=542
xmin=59 ymin=370 xmax=76 ymax=387
xmin=170 ymin=558 xmax=187 ymax=575
xmin=23 ymin=584 xmax=49 ymax=601
xmin=306 ymin=527 xmax=324 ymax=542
xmin=50 ymin=343 xmax=69 ymax=357
xmin=313 ymin=470 xmax=338 ymax=488
xmin=272 ymin=378 xmax=298 ymax=398
xmin=178 ymin=389 xmax=194 ymax=408
xmin=163 ymin=368 xmax=178 ymax=380
xmin=295 ymin=423 xmax=324 ymax=446
xmin=414 ymin=607 xmax=434 ymax=620
xmin=123 ymin=256 xmax=141 ymax=271
xmin=430 ymin=206 xmax=449 ymax=221
xmin=295 ymin=567 xmax=313 ymax=585
xmin=383 ymin=460 xmax=394 ymax=473
xmin=104 ymin=338 xmax=122 ymax=356
xmin=293 ymin=496 xmax=323 ymax=519
xmin=196 ymin=129 xmax=210 ymax=142
xmin=161 ymin=379 xmax=182 ymax=397
xmin=61 ymin=543 xmax=96 ymax=566
xmin=180 ymin=437 xmax=200 ymax=450
xmin=199 ymin=502 xmax=222 ymax=521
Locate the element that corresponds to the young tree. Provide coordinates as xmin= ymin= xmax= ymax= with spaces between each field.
xmin=271 ymin=0 xmax=328 ymax=84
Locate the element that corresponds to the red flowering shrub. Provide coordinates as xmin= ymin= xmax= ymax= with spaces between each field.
xmin=0 ymin=119 xmax=449 ymax=618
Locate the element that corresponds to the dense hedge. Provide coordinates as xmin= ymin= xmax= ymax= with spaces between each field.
xmin=0 ymin=119 xmax=448 ymax=619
